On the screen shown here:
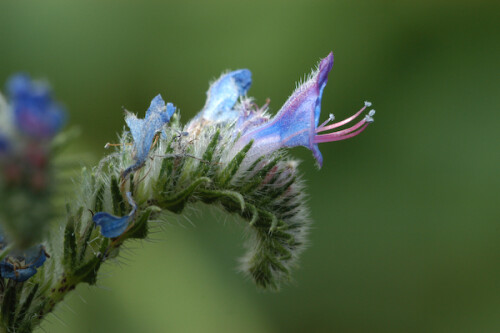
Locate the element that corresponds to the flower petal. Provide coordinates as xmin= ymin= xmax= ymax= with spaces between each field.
xmin=25 ymin=245 xmax=48 ymax=268
xmin=187 ymin=69 xmax=252 ymax=129
xmin=0 ymin=261 xmax=37 ymax=282
xmin=0 ymin=245 xmax=49 ymax=282
xmin=92 ymin=192 xmax=137 ymax=238
xmin=124 ymin=94 xmax=176 ymax=178
xmin=92 ymin=212 xmax=132 ymax=239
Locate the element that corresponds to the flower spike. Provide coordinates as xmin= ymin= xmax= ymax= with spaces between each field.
xmin=0 ymin=53 xmax=376 ymax=330
xmin=92 ymin=192 xmax=137 ymax=238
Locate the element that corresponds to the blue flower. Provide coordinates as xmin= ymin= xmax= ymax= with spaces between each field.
xmin=6 ymin=74 xmax=66 ymax=139
xmin=0 ymin=133 xmax=9 ymax=155
xmin=0 ymin=245 xmax=49 ymax=282
xmin=92 ymin=192 xmax=137 ymax=238
xmin=186 ymin=69 xmax=252 ymax=130
xmin=230 ymin=52 xmax=375 ymax=167
xmin=123 ymin=94 xmax=176 ymax=179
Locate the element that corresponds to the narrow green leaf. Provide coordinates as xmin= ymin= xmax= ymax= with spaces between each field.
xmin=246 ymin=203 xmax=259 ymax=226
xmin=111 ymin=176 xmax=125 ymax=215
xmin=252 ymin=209 xmax=279 ymax=232
xmin=78 ymin=221 xmax=95 ymax=263
xmin=197 ymin=129 xmax=220 ymax=176
xmin=162 ymin=177 xmax=210 ymax=213
xmin=73 ymin=207 xmax=84 ymax=240
xmin=2 ymin=281 xmax=20 ymax=328
xmin=260 ymin=176 xmax=296 ymax=206
xmin=14 ymin=284 xmax=39 ymax=329
xmin=157 ymin=140 xmax=173 ymax=181
xmin=76 ymin=239 xmax=109 ymax=285
xmin=125 ymin=207 xmax=159 ymax=240
xmin=241 ymin=156 xmax=280 ymax=194
xmin=217 ymin=140 xmax=253 ymax=187
xmin=246 ymin=156 xmax=264 ymax=173
xmin=200 ymin=189 xmax=246 ymax=213
xmin=63 ymin=214 xmax=77 ymax=270
xmin=94 ymin=183 xmax=105 ymax=212
xmin=248 ymin=255 xmax=276 ymax=290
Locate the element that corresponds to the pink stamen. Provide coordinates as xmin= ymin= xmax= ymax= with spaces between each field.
xmin=315 ymin=116 xmax=367 ymax=142
xmin=316 ymin=105 xmax=367 ymax=133
xmin=317 ymin=115 xmax=334 ymax=129
xmin=313 ymin=123 xmax=369 ymax=143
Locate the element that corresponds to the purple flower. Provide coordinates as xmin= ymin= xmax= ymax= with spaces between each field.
xmin=186 ymin=69 xmax=252 ymax=131
xmin=92 ymin=192 xmax=137 ymax=238
xmin=123 ymin=94 xmax=176 ymax=179
xmin=7 ymin=74 xmax=66 ymax=140
xmin=0 ymin=245 xmax=49 ymax=282
xmin=230 ymin=52 xmax=375 ymax=167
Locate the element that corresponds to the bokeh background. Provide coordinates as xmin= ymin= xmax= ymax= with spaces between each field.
xmin=1 ymin=1 xmax=499 ymax=332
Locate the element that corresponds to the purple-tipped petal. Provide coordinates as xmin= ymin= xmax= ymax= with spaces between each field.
xmin=314 ymin=52 xmax=334 ymax=127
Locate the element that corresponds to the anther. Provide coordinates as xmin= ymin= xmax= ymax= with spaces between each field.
xmin=365 ymin=109 xmax=376 ymax=123
xmin=104 ymin=142 xmax=131 ymax=149
xmin=364 ymin=101 xmax=372 ymax=107
xmin=317 ymin=113 xmax=336 ymax=129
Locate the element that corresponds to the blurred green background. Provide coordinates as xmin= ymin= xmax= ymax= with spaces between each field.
xmin=1 ymin=0 xmax=499 ymax=332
